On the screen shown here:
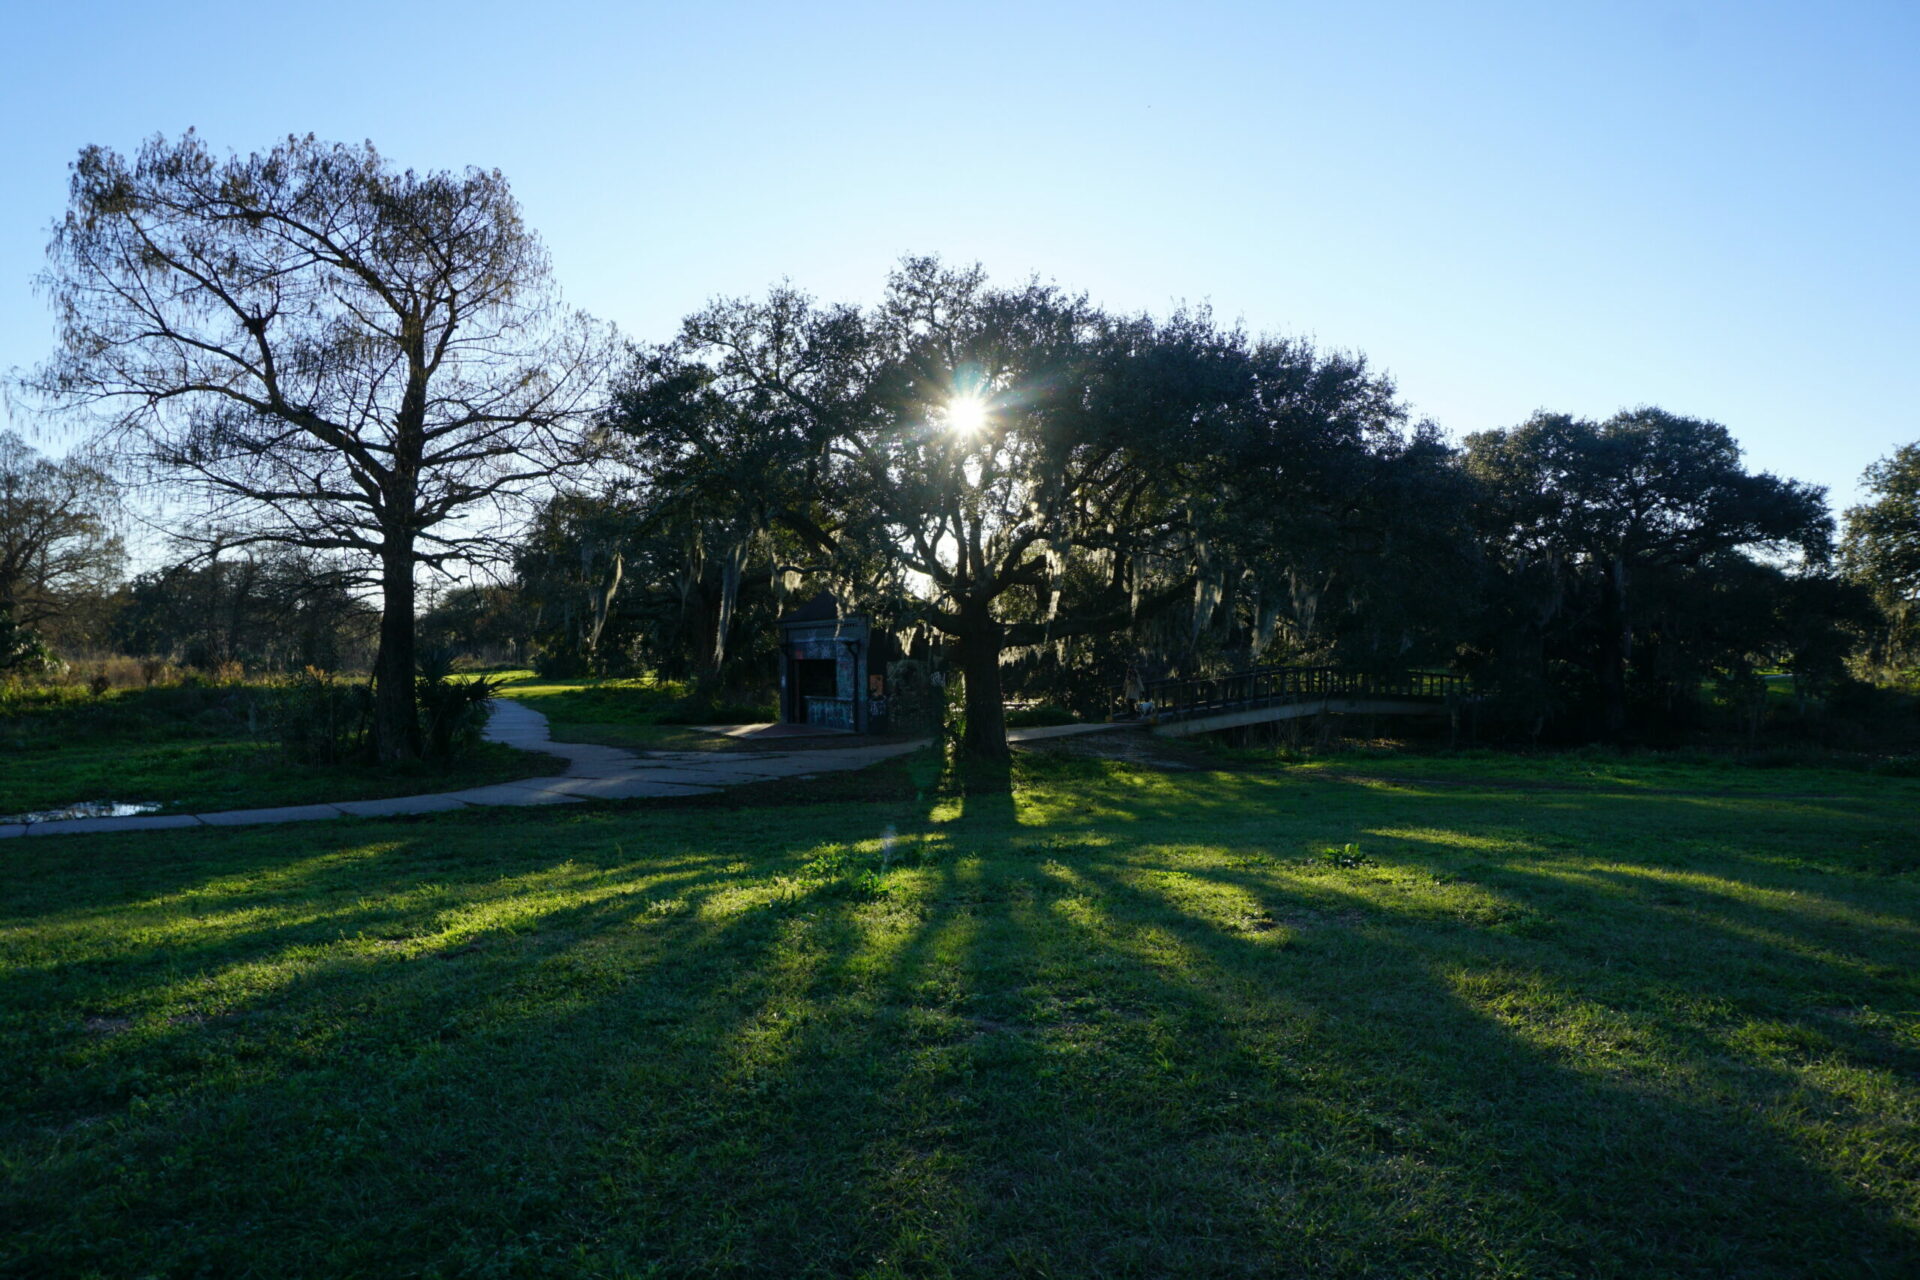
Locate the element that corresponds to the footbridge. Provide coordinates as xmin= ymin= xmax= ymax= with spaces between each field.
xmin=1139 ymin=665 xmax=1472 ymax=738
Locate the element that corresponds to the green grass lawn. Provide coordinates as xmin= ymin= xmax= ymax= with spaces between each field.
xmin=4 ymin=749 xmax=1918 ymax=1276
xmin=0 ymin=682 xmax=560 ymax=816
xmin=495 ymin=671 xmax=777 ymax=753
xmin=1221 ymin=742 xmax=1920 ymax=793
xmin=0 ymin=739 xmax=558 ymax=818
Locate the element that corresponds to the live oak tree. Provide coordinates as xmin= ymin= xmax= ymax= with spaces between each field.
xmin=840 ymin=262 xmax=1207 ymax=759
xmin=618 ymin=264 xmax=1187 ymax=758
xmin=630 ymin=258 xmax=1405 ymax=760
xmin=513 ymin=480 xmax=807 ymax=683
xmin=30 ymin=133 xmax=613 ymax=759
xmin=1465 ymin=408 xmax=1830 ymax=736
xmin=513 ymin=487 xmax=649 ymax=674
xmin=1151 ymin=338 xmax=1453 ymax=675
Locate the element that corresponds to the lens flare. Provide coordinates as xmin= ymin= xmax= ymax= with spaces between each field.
xmin=946 ymin=394 xmax=988 ymax=434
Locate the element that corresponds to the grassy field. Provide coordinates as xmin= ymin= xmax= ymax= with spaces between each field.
xmin=495 ymin=672 xmax=778 ymax=753
xmin=1215 ymin=741 xmax=1920 ymax=793
xmin=0 ymin=682 xmax=559 ymax=817
xmin=3 ymin=747 xmax=1918 ymax=1276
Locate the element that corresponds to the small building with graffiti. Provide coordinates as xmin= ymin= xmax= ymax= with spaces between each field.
xmin=777 ymin=593 xmax=890 ymax=733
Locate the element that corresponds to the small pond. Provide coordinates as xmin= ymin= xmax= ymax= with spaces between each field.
xmin=2 ymin=801 xmax=163 ymax=824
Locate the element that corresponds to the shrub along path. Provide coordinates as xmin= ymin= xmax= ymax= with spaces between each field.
xmin=0 ymin=700 xmax=962 ymax=839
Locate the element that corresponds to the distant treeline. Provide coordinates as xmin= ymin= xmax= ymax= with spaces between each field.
xmin=11 ymin=133 xmax=1916 ymax=759
xmin=6 ymin=250 xmax=1916 ymax=747
xmin=490 ymin=265 xmax=1914 ymax=748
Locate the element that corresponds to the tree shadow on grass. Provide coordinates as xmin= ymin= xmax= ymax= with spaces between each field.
xmin=1053 ymin=854 xmax=1919 ymax=1277
xmin=0 ymin=804 xmax=597 ymax=927
xmin=1 ymin=834 xmax=757 ymax=1025
xmin=4 ymin=843 xmax=891 ymax=1273
xmin=6 ymin=767 xmax=1919 ymax=1277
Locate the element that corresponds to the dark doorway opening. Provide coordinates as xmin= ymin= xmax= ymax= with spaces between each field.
xmin=791 ymin=657 xmax=839 ymax=723
xmin=794 ymin=659 xmax=838 ymax=700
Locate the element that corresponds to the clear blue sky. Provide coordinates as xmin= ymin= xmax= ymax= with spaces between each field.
xmin=3 ymin=0 xmax=1915 ymax=513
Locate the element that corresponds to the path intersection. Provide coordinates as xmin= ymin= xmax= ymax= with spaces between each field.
xmin=0 ymin=700 xmax=1125 ymax=839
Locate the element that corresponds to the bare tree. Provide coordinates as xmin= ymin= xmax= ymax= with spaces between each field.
xmin=29 ymin=132 xmax=615 ymax=758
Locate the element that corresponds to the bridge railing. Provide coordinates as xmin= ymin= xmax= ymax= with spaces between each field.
xmin=1136 ymin=665 xmax=1471 ymax=721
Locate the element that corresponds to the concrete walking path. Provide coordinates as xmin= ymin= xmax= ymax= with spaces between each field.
xmin=0 ymin=699 xmax=935 ymax=840
xmin=1 ymin=703 xmax=1140 ymax=839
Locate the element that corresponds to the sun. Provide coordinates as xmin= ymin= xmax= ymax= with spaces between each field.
xmin=945 ymin=394 xmax=989 ymax=434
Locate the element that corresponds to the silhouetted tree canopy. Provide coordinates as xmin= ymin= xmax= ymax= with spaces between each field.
xmin=1464 ymin=408 xmax=1833 ymax=737
xmin=418 ymin=582 xmax=534 ymax=669
xmin=15 ymin=139 xmax=1894 ymax=754
xmin=607 ymin=258 xmax=1417 ymax=758
xmin=0 ymin=432 xmax=123 ymax=670
xmin=1844 ymin=442 xmax=1920 ymax=668
xmin=601 ymin=298 xmax=837 ymax=678
xmin=113 ymin=549 xmax=376 ymax=672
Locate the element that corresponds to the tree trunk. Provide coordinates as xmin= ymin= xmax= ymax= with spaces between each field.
xmin=584 ymin=549 xmax=623 ymax=662
xmin=373 ymin=543 xmax=421 ymax=763
xmin=956 ymin=610 xmax=1009 ymax=761
xmin=712 ymin=538 xmax=747 ymax=674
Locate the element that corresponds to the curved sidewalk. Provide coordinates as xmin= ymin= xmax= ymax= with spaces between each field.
xmin=0 ymin=700 xmax=932 ymax=840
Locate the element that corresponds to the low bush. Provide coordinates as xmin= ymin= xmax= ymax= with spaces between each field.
xmin=272 ymin=668 xmax=372 ymax=766
xmin=272 ymin=659 xmax=504 ymax=766
xmin=0 ymin=611 xmax=57 ymax=677
xmin=416 ymin=671 xmax=503 ymax=760
xmin=1005 ymin=703 xmax=1078 ymax=728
